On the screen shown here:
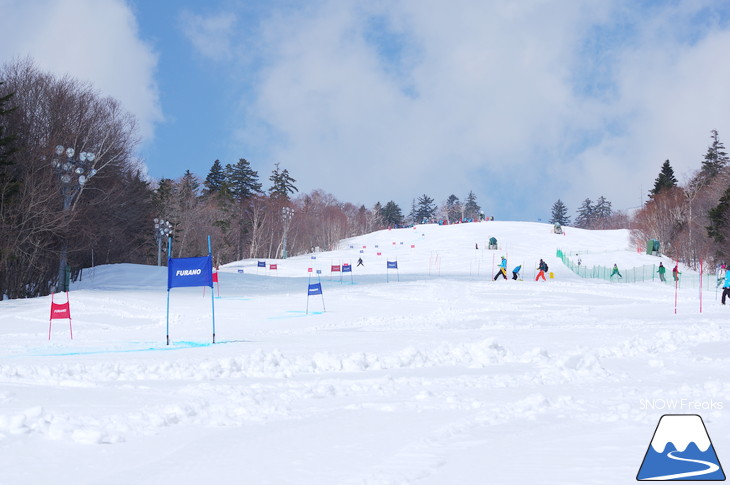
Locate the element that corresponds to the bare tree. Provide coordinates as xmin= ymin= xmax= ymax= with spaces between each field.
xmin=630 ymin=187 xmax=686 ymax=259
xmin=0 ymin=58 xmax=146 ymax=298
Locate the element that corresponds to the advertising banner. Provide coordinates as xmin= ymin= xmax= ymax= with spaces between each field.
xmin=168 ymin=256 xmax=213 ymax=289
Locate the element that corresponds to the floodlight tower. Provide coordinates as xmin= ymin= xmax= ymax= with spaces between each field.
xmin=51 ymin=144 xmax=97 ymax=291
xmin=154 ymin=218 xmax=173 ymax=266
xmin=281 ymin=206 xmax=294 ymax=259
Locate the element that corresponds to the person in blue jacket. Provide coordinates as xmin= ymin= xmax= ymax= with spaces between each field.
xmin=512 ymin=265 xmax=522 ymax=280
xmin=493 ymin=256 xmax=508 ymax=280
xmin=722 ymin=268 xmax=730 ymax=305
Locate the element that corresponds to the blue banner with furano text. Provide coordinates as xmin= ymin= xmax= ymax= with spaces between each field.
xmin=168 ymin=256 xmax=213 ymax=289
xmin=308 ymin=283 xmax=323 ymax=296
xmin=387 ymin=261 xmax=398 ymax=269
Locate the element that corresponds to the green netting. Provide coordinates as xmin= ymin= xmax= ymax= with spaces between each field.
xmin=556 ymin=249 xmax=720 ymax=290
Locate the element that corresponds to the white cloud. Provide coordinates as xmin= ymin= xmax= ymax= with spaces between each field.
xmin=179 ymin=10 xmax=237 ymax=61
xmin=231 ymin=1 xmax=598 ymax=213
xmin=6 ymin=0 xmax=727 ymax=220
xmin=226 ymin=0 xmax=730 ymax=218
xmin=569 ymin=2 xmax=730 ymax=212
xmin=0 ymin=0 xmax=162 ymax=143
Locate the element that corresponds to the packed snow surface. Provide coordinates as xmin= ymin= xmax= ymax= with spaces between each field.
xmin=1 ymin=221 xmax=729 ymax=484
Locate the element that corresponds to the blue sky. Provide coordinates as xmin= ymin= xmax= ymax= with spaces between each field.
xmin=2 ymin=0 xmax=730 ymax=221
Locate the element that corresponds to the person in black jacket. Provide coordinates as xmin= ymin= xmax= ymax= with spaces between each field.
xmin=536 ymin=259 xmax=548 ymax=281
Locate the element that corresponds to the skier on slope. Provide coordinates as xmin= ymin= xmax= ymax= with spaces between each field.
xmin=717 ymin=263 xmax=726 ymax=288
xmin=536 ymin=259 xmax=548 ymax=281
xmin=493 ymin=256 xmax=508 ymax=280
xmin=610 ymin=264 xmax=622 ymax=279
xmin=657 ymin=262 xmax=666 ymax=282
xmin=512 ymin=265 xmax=522 ymax=280
xmin=722 ymin=267 xmax=730 ymax=305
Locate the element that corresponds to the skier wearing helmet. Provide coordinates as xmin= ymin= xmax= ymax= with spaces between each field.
xmin=493 ymin=256 xmax=508 ymax=280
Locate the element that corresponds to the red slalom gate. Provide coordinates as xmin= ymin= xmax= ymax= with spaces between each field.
xmin=49 ymin=292 xmax=73 ymax=340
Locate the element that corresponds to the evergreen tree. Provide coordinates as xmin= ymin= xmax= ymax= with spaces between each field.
xmin=574 ymin=198 xmax=593 ymax=228
xmin=178 ymin=170 xmax=201 ymax=213
xmin=225 ymin=158 xmax=262 ymax=200
xmin=268 ymin=162 xmax=298 ymax=201
xmin=593 ymin=196 xmax=612 ymax=220
xmin=0 ymin=82 xmax=17 ymax=197
xmin=699 ymin=129 xmax=729 ymax=181
xmin=153 ymin=178 xmax=175 ymax=217
xmin=415 ymin=194 xmax=436 ymax=222
xmin=463 ymin=191 xmax=481 ymax=220
xmin=372 ymin=201 xmax=384 ymax=227
xmin=707 ymin=183 xmax=730 ymax=247
xmin=204 ymin=159 xmax=226 ymax=195
xmin=445 ymin=194 xmax=462 ymax=222
xmin=649 ymin=160 xmax=678 ymax=198
xmin=407 ymin=198 xmax=417 ymax=224
xmin=380 ymin=200 xmax=403 ymax=226
xmin=0 ymin=83 xmax=15 ymax=165
xmin=549 ymin=199 xmax=570 ymax=226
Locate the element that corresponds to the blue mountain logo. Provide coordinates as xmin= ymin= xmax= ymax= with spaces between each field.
xmin=637 ymin=414 xmax=725 ymax=481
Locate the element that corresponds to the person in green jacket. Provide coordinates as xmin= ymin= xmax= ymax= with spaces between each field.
xmin=717 ymin=264 xmax=726 ymax=288
xmin=657 ymin=262 xmax=666 ymax=282
xmin=610 ymin=263 xmax=622 ymax=279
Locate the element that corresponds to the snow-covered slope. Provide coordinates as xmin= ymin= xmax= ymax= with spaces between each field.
xmin=222 ymin=221 xmax=667 ymax=280
xmin=0 ymin=221 xmax=728 ymax=485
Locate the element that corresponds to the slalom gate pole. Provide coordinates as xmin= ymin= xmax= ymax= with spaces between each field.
xmin=306 ymin=274 xmax=311 ymax=314
xmin=699 ymin=259 xmax=703 ymax=313
xmin=319 ymin=274 xmax=326 ymax=311
xmin=166 ymin=236 xmax=173 ymax=345
xmin=674 ymin=260 xmax=679 ymax=315
xmin=209 ymin=235 xmax=216 ymax=344
xmin=48 ymin=292 xmax=53 ymax=340
xmin=717 ymin=270 xmax=720 ymax=300
xmin=67 ymin=291 xmax=73 ymax=339
xmin=166 ymin=290 xmax=171 ymax=345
